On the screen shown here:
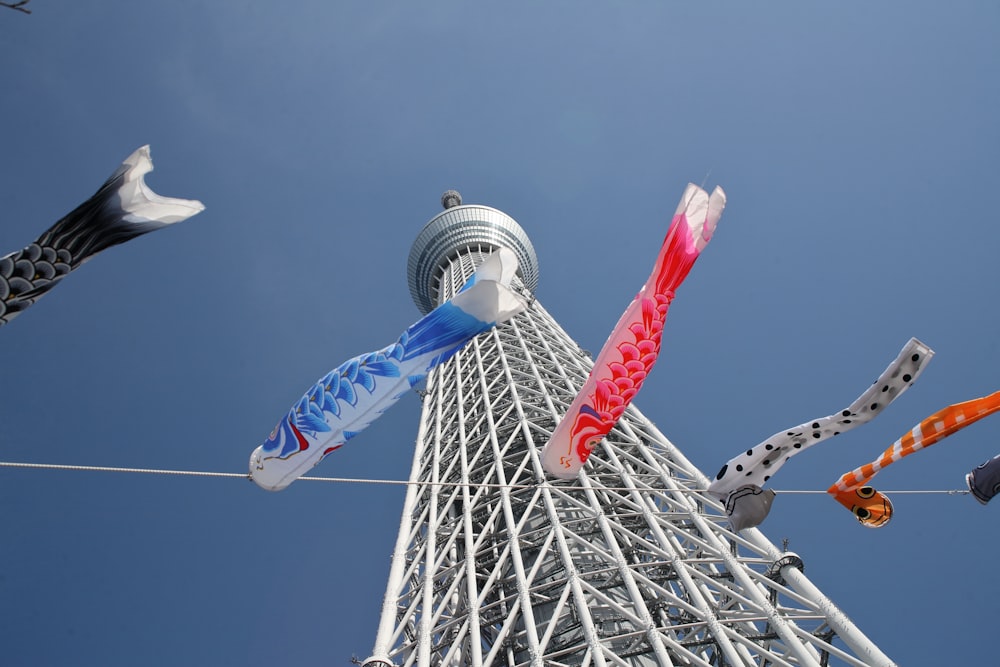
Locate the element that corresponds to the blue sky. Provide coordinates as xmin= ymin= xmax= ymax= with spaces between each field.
xmin=1 ymin=2 xmax=998 ymax=665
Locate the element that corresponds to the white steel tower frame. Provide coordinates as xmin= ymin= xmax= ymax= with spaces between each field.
xmin=364 ymin=194 xmax=895 ymax=667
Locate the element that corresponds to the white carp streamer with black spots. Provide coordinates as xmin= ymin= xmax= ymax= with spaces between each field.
xmin=0 ymin=146 xmax=204 ymax=326
xmin=708 ymin=337 xmax=934 ymax=524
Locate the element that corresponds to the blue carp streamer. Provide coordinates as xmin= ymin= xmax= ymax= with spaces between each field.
xmin=249 ymin=248 xmax=526 ymax=491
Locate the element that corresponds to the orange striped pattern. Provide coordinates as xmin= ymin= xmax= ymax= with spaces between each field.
xmin=828 ymin=390 xmax=1000 ymax=527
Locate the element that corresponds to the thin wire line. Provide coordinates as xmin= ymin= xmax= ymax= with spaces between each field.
xmin=773 ymin=489 xmax=969 ymax=495
xmin=0 ymin=461 xmax=249 ymax=479
xmin=0 ymin=461 xmax=972 ymax=494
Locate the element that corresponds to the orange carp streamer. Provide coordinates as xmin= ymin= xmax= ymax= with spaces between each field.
xmin=828 ymin=390 xmax=1000 ymax=527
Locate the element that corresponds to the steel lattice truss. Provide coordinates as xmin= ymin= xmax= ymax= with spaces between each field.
xmin=366 ymin=250 xmax=894 ymax=667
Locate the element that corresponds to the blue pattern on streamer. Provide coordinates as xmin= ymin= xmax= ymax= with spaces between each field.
xmin=260 ymin=301 xmax=498 ymax=456
xmin=262 ymin=412 xmax=304 ymax=458
xmin=400 ymin=301 xmax=492 ymax=360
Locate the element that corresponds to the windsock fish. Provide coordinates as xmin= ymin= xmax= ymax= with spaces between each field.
xmin=0 ymin=145 xmax=204 ymax=326
xmin=829 ymin=389 xmax=1000 ymax=527
xmin=540 ymin=183 xmax=725 ymax=479
xmin=250 ymin=248 xmax=527 ymax=491
xmin=709 ymin=337 xmax=933 ymax=503
xmin=967 ymin=452 xmax=1000 ymax=505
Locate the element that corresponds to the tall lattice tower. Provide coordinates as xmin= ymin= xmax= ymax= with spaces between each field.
xmin=363 ymin=192 xmax=894 ymax=667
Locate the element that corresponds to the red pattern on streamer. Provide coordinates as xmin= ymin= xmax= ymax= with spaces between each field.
xmin=541 ymin=184 xmax=725 ymax=478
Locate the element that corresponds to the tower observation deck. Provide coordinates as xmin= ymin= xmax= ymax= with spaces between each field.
xmin=364 ymin=193 xmax=895 ymax=667
xmin=407 ymin=190 xmax=539 ymax=315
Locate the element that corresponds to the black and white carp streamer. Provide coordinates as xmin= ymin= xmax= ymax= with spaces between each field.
xmin=708 ymin=337 xmax=934 ymax=530
xmin=0 ymin=146 xmax=204 ymax=327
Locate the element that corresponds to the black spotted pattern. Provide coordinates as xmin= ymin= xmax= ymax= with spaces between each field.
xmin=708 ymin=337 xmax=934 ymax=499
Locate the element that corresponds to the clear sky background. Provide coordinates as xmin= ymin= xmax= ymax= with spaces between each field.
xmin=1 ymin=2 xmax=998 ymax=666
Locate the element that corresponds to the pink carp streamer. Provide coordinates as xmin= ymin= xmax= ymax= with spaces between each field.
xmin=828 ymin=390 xmax=1000 ymax=527
xmin=540 ymin=183 xmax=725 ymax=479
